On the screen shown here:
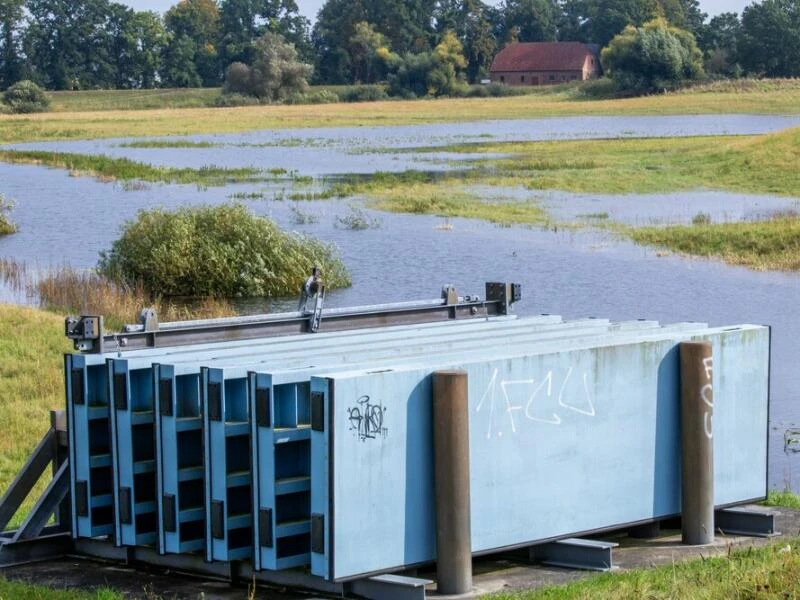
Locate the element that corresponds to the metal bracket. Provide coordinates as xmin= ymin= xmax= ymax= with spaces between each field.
xmin=531 ymin=538 xmax=618 ymax=571
xmin=715 ymin=508 xmax=779 ymax=538
xmin=309 ymin=286 xmax=325 ymax=333
xmin=65 ymin=315 xmax=104 ymax=352
xmin=485 ymin=282 xmax=521 ymax=315
xmin=349 ymin=574 xmax=433 ymax=600
xmin=139 ymin=308 xmax=159 ymax=332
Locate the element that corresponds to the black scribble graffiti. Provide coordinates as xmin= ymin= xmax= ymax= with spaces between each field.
xmin=347 ymin=395 xmax=388 ymax=441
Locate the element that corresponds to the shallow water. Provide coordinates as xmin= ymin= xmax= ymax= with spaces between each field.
xmin=7 ymin=114 xmax=800 ymax=176
xmin=2 ymin=113 xmax=800 ymax=491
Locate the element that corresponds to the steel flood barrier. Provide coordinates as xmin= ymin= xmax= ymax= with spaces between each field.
xmin=2 ymin=283 xmax=773 ymax=596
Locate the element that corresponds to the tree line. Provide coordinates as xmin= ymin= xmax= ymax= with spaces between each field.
xmin=0 ymin=0 xmax=798 ymax=92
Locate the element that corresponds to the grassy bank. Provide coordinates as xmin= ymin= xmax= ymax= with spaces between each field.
xmin=490 ymin=537 xmax=800 ymax=599
xmin=0 ymin=150 xmax=265 ymax=185
xmin=0 ymin=306 xmax=71 ymax=527
xmin=432 ymin=126 xmax=800 ymax=197
xmin=3 ymin=80 xmax=800 ymax=144
xmin=0 ymin=579 xmax=121 ymax=599
xmin=627 ymin=216 xmax=800 ymax=272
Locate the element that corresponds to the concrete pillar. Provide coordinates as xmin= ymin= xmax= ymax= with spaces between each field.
xmin=433 ymin=370 xmax=472 ymax=596
xmin=680 ymin=341 xmax=714 ymax=545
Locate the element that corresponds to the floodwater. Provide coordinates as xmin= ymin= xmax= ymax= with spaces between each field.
xmin=2 ymin=114 xmax=800 ymax=490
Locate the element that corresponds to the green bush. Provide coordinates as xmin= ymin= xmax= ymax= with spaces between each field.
xmin=2 ymin=80 xmax=51 ymax=114
xmin=286 ymin=89 xmax=341 ymax=104
xmin=0 ymin=194 xmax=17 ymax=236
xmin=214 ymin=92 xmax=261 ymax=107
xmin=337 ymin=85 xmax=389 ymax=102
xmin=98 ymin=204 xmax=351 ymax=297
xmin=602 ymin=19 xmax=704 ymax=94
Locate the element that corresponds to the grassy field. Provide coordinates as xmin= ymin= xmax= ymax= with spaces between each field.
xmin=3 ymin=79 xmax=800 ymax=144
xmin=626 ymin=216 xmax=800 ymax=271
xmin=489 ymin=537 xmax=800 ymax=599
xmin=0 ymin=306 xmax=71 ymax=527
xmin=0 ymin=579 xmax=121 ymax=599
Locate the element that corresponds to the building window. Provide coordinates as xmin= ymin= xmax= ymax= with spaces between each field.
xmin=549 ymin=74 xmax=555 ymax=81
xmin=521 ymin=75 xmax=525 ymax=83
xmin=500 ymin=75 xmax=505 ymax=83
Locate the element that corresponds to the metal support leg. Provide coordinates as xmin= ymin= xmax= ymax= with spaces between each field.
xmin=0 ymin=428 xmax=55 ymax=532
xmin=349 ymin=574 xmax=433 ymax=600
xmin=715 ymin=508 xmax=778 ymax=538
xmin=532 ymin=538 xmax=618 ymax=572
xmin=11 ymin=461 xmax=70 ymax=542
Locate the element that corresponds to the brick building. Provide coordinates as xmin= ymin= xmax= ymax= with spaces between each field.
xmin=489 ymin=42 xmax=601 ymax=86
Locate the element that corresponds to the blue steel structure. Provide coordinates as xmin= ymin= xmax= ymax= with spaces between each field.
xmin=47 ymin=287 xmax=771 ymax=595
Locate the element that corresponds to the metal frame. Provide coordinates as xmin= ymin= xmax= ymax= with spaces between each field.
xmin=65 ymin=283 xmax=521 ymax=353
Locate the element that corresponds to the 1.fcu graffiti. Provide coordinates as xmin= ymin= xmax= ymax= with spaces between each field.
xmin=347 ymin=395 xmax=388 ymax=441
xmin=476 ymin=366 xmax=596 ymax=439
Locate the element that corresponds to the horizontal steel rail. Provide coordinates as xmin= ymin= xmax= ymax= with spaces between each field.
xmin=66 ymin=282 xmax=521 ymax=354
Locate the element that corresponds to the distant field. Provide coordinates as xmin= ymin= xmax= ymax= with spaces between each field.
xmin=3 ymin=79 xmax=800 ymax=144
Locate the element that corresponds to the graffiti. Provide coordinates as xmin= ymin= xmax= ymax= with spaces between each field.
xmin=347 ymin=395 xmax=388 ymax=441
xmin=476 ymin=366 xmax=596 ymax=439
xmin=701 ymin=356 xmax=714 ymax=440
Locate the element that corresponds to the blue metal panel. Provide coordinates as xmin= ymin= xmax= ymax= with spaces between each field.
xmin=154 ymin=364 xmax=204 ymax=555
xmin=310 ymin=325 xmax=769 ymax=581
xmin=66 ymin=353 xmax=113 ymax=539
xmin=202 ymin=367 xmax=252 ymax=563
xmin=108 ymin=358 xmax=157 ymax=547
xmin=310 ymin=376 xmax=331 ymax=580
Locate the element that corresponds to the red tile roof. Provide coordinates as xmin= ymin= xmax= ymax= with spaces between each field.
xmin=490 ymin=42 xmax=596 ymax=72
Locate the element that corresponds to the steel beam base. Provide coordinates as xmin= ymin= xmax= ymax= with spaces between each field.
xmin=715 ymin=508 xmax=779 ymax=538
xmin=531 ymin=538 xmax=618 ymax=572
xmin=349 ymin=574 xmax=433 ymax=600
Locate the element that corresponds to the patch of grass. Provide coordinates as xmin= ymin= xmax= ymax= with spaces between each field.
xmin=0 ymin=150 xmax=263 ymax=185
xmin=289 ymin=204 xmax=319 ymax=224
xmin=577 ymin=212 xmax=610 ymax=220
xmin=335 ymin=206 xmax=381 ymax=230
xmin=437 ymin=126 xmax=800 ymax=197
xmin=365 ymin=182 xmax=549 ymax=227
xmin=0 ymin=305 xmax=72 ymax=529
xmin=228 ymin=190 xmax=267 ymax=200
xmin=626 ymin=216 xmax=800 ymax=271
xmin=0 ymin=577 xmax=123 ymax=599
xmin=764 ymin=489 xmax=800 ymax=509
xmin=3 ymin=79 xmax=799 ymax=144
xmin=118 ymin=139 xmax=216 ymax=148
xmin=49 ymin=87 xmax=220 ymax=112
xmin=0 ymin=193 xmax=17 ymax=235
xmin=489 ymin=538 xmax=800 ymax=599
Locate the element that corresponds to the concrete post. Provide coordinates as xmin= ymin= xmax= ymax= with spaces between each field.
xmin=680 ymin=341 xmax=714 ymax=545
xmin=433 ymin=370 xmax=472 ymax=596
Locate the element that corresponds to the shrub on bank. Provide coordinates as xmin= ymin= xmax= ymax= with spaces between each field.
xmin=0 ymin=194 xmax=17 ymax=235
xmin=2 ymin=80 xmax=51 ymax=114
xmin=98 ymin=204 xmax=351 ymax=297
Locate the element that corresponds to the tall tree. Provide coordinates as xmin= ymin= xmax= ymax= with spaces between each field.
xmin=584 ymin=0 xmax=662 ymax=47
xmin=25 ymin=0 xmax=118 ymax=89
xmin=0 ymin=0 xmax=25 ymax=88
xmin=163 ymin=0 xmax=221 ymax=86
xmin=739 ymin=0 xmax=800 ymax=77
xmin=218 ymin=0 xmax=310 ymax=66
xmin=496 ymin=0 xmax=560 ymax=43
xmin=433 ymin=0 xmax=496 ymax=82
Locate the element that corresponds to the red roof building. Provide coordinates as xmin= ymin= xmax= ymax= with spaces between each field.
xmin=489 ymin=42 xmax=601 ymax=86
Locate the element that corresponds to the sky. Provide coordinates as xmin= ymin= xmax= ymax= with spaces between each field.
xmin=120 ymin=0 xmax=755 ymax=20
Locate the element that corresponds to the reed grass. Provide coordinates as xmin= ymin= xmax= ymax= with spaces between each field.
xmin=0 ymin=193 xmax=18 ymax=235
xmin=626 ymin=216 xmax=800 ymax=272
xmin=0 ymin=150 xmax=263 ymax=185
xmin=3 ymin=79 xmax=800 ymax=144
xmin=35 ymin=265 xmax=237 ymax=330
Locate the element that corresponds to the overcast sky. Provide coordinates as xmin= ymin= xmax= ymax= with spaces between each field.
xmin=119 ymin=0 xmax=755 ymax=20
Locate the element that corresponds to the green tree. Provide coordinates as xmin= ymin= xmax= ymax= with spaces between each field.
xmin=434 ymin=0 xmax=496 ymax=82
xmin=247 ymin=31 xmax=312 ymax=101
xmin=348 ymin=21 xmax=390 ymax=83
xmin=585 ymin=0 xmax=662 ymax=47
xmin=699 ymin=12 xmax=742 ymax=75
xmin=601 ymin=18 xmax=703 ymax=93
xmin=497 ymin=0 xmax=560 ymax=43
xmin=386 ymin=29 xmax=467 ymax=97
xmin=0 ymin=0 xmax=25 ymax=88
xmin=739 ymin=0 xmax=800 ymax=77
xmin=312 ymin=0 xmax=436 ymax=84
xmin=163 ymin=0 xmax=221 ymax=86
xmin=218 ymin=0 xmax=310 ymax=66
